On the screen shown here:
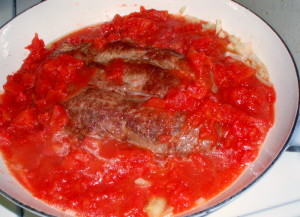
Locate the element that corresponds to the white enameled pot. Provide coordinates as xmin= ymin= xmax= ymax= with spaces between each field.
xmin=0 ymin=0 xmax=298 ymax=216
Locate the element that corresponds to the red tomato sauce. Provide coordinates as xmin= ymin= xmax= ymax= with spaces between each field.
xmin=0 ymin=8 xmax=275 ymax=217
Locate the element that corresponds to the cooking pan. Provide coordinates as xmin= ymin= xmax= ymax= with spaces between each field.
xmin=0 ymin=0 xmax=298 ymax=216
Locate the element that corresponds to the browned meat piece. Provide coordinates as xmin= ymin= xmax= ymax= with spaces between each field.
xmin=92 ymin=41 xmax=192 ymax=72
xmin=58 ymin=40 xmax=202 ymax=155
xmin=90 ymin=63 xmax=181 ymax=98
xmin=64 ymin=87 xmax=135 ymax=140
xmin=51 ymin=42 xmax=92 ymax=61
xmin=64 ymin=87 xmax=191 ymax=154
xmin=53 ymin=40 xmax=195 ymax=80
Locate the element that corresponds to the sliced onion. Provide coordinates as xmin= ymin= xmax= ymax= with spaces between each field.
xmin=179 ymin=6 xmax=187 ymax=15
xmin=218 ymin=30 xmax=226 ymax=38
xmin=134 ymin=178 xmax=152 ymax=187
xmin=225 ymin=51 xmax=247 ymax=62
xmin=255 ymin=73 xmax=272 ymax=87
xmin=161 ymin=206 xmax=174 ymax=217
xmin=184 ymin=15 xmax=201 ymax=23
xmin=215 ymin=19 xmax=222 ymax=34
xmin=248 ymin=53 xmax=269 ymax=80
xmin=228 ymin=35 xmax=252 ymax=57
xmin=145 ymin=197 xmax=167 ymax=217
xmin=195 ymin=197 xmax=206 ymax=205
xmin=202 ymin=22 xmax=215 ymax=30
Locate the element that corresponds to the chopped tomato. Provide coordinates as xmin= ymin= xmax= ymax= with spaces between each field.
xmin=186 ymin=81 xmax=208 ymax=101
xmin=12 ymin=108 xmax=39 ymax=130
xmin=106 ymin=59 xmax=125 ymax=84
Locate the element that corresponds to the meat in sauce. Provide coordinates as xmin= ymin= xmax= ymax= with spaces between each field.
xmin=61 ymin=40 xmax=201 ymax=155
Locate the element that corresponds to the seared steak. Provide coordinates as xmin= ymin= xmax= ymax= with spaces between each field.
xmin=92 ymin=41 xmax=193 ymax=73
xmin=53 ymin=40 xmax=195 ymax=79
xmin=59 ymin=41 xmax=200 ymax=155
xmin=64 ymin=87 xmax=188 ymax=154
xmin=90 ymin=63 xmax=181 ymax=98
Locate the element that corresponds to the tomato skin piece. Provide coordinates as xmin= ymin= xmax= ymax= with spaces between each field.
xmin=61 ymin=150 xmax=93 ymax=172
xmin=137 ymin=7 xmax=168 ymax=22
xmin=12 ymin=108 xmax=39 ymax=130
xmin=165 ymin=90 xmax=199 ymax=112
xmin=92 ymin=37 xmax=107 ymax=50
xmin=43 ymin=54 xmax=84 ymax=83
xmin=49 ymin=105 xmax=69 ymax=130
xmin=15 ymin=92 xmax=28 ymax=104
xmin=228 ymin=87 xmax=261 ymax=114
xmin=123 ymin=17 xmax=158 ymax=42
xmin=186 ymin=81 xmax=208 ymax=101
xmin=3 ymin=78 xmax=25 ymax=97
xmin=146 ymin=97 xmax=166 ymax=109
xmin=191 ymin=36 xmax=213 ymax=51
xmin=146 ymin=83 xmax=207 ymax=112
xmin=23 ymin=34 xmax=49 ymax=68
xmin=227 ymin=60 xmax=256 ymax=83
xmin=33 ymin=54 xmax=96 ymax=110
xmin=186 ymin=52 xmax=207 ymax=78
xmin=213 ymin=58 xmax=256 ymax=88
xmin=106 ymin=59 xmax=125 ymax=84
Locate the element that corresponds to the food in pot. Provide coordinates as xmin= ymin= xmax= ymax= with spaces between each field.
xmin=0 ymin=7 xmax=275 ymax=217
